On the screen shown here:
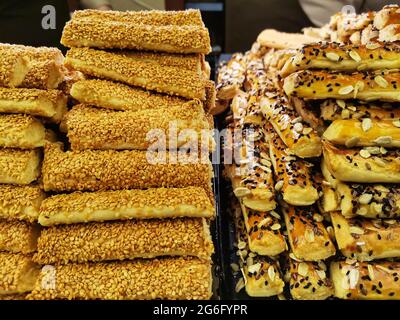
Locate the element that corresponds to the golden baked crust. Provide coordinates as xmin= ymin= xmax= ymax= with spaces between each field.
xmin=331 ymin=212 xmax=400 ymax=261
xmin=323 ymin=140 xmax=400 ymax=183
xmin=283 ymin=204 xmax=336 ymax=261
xmin=331 ymin=260 xmax=400 ymax=300
xmin=0 ymin=47 xmax=29 ymax=88
xmin=374 ymin=5 xmax=400 ymax=30
xmin=0 ymin=114 xmax=45 ymax=149
xmin=320 ymin=159 xmax=340 ymax=213
xmin=284 ymin=70 xmax=400 ymax=102
xmin=28 ymin=257 xmax=212 ymax=300
xmin=216 ymin=53 xmax=246 ymax=101
xmin=256 ymin=29 xmax=317 ymax=49
xmin=61 ymin=9 xmax=210 ymax=54
xmin=65 ymin=48 xmax=207 ymax=100
xmin=0 ymin=149 xmax=41 ymax=185
xmin=39 ymin=187 xmax=214 ymax=226
xmin=0 ymin=220 xmax=40 ymax=254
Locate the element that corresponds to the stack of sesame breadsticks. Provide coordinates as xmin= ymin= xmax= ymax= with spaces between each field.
xmin=26 ymin=9 xmax=216 ymax=300
xmin=0 ymin=44 xmax=68 ymax=299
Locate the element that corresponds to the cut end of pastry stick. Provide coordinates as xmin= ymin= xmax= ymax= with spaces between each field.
xmin=0 ymin=48 xmax=30 ymax=88
xmin=38 ymin=187 xmax=214 ymax=226
xmin=28 ymin=257 xmax=212 ymax=300
xmin=0 ymin=220 xmax=40 ymax=254
xmin=256 ymin=29 xmax=318 ymax=50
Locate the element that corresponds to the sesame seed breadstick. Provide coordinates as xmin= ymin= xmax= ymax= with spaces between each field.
xmin=0 ymin=252 xmax=40 ymax=295
xmin=331 ymin=260 xmax=400 ymax=300
xmin=288 ymin=258 xmax=333 ymax=300
xmin=65 ymin=102 xmax=213 ymax=151
xmin=0 ymin=114 xmax=45 ymax=149
xmin=0 ymin=149 xmax=41 ymax=185
xmin=34 ymin=218 xmax=213 ymax=264
xmin=61 ymin=13 xmax=210 ymax=54
xmin=204 ymin=80 xmax=216 ymax=112
xmin=0 ymin=220 xmax=40 ymax=254
xmin=0 ymin=43 xmax=64 ymax=65
xmin=42 ymin=143 xmax=212 ymax=194
xmin=0 ymin=88 xmax=67 ymax=120
xmin=284 ymin=70 xmax=400 ymax=102
xmin=0 ymin=293 xmax=27 ymax=300
xmin=0 ymin=47 xmax=29 ymax=88
xmin=28 ymin=257 xmax=212 ymax=300
xmin=65 ymin=48 xmax=206 ymax=100
xmin=331 ymin=212 xmax=400 ymax=261
xmin=0 ymin=185 xmax=45 ymax=222
xmin=282 ymin=204 xmax=336 ymax=261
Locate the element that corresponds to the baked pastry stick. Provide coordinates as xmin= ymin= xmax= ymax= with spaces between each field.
xmin=28 ymin=257 xmax=212 ymax=300
xmin=240 ymin=204 xmax=286 ymax=256
xmin=42 ymin=143 xmax=213 ymax=194
xmin=61 ymin=13 xmax=210 ymax=54
xmin=280 ymin=42 xmax=400 ymax=77
xmin=284 ymin=70 xmax=400 ymax=102
xmin=34 ymin=218 xmax=213 ymax=264
xmin=331 ymin=260 xmax=400 ymax=300
xmin=324 ymin=119 xmax=400 ymax=148
xmin=65 ymin=102 xmax=213 ymax=151
xmin=0 ymin=149 xmax=41 ymax=185
xmin=323 ymin=140 xmax=400 ymax=183
xmin=260 ymin=93 xmax=322 ymax=158
xmin=65 ymin=48 xmax=207 ymax=100
xmin=0 ymin=220 xmax=40 ymax=254
xmin=282 ymin=204 xmax=336 ymax=261
xmin=0 ymin=114 xmax=45 ymax=149
xmin=288 ymin=258 xmax=333 ymax=300
xmin=0 ymin=47 xmax=29 ymax=88
xmin=331 ymin=211 xmax=400 ymax=261
xmin=0 ymin=252 xmax=40 ymax=295
xmin=320 ymin=99 xmax=400 ymax=121
xmin=0 ymin=185 xmax=45 ymax=222
xmin=290 ymin=97 xmax=325 ymax=135
xmin=0 ymin=88 xmax=67 ymax=122
xmin=320 ymin=159 xmax=341 ymax=213
xmin=269 ymin=132 xmax=319 ymax=206
xmin=39 ymin=187 xmax=214 ymax=226
xmin=216 ymin=53 xmax=246 ymax=101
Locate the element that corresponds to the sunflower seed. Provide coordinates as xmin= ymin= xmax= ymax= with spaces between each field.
xmin=326 ymin=52 xmax=340 ymax=61
xmin=234 ymin=187 xmax=251 ymax=198
xmin=293 ymin=122 xmax=304 ymax=133
xmin=350 ymin=226 xmax=365 ymax=235
xmin=368 ymin=265 xmax=375 ymax=280
xmin=275 ymin=180 xmax=284 ymax=191
xmin=356 ymin=207 xmax=368 ymax=216
xmin=345 ymin=136 xmax=360 ymax=148
xmin=270 ymin=211 xmax=281 ymax=220
xmin=360 ymin=149 xmax=371 ymax=158
xmin=366 ymin=43 xmax=381 ymax=50
xmin=248 ymin=263 xmax=261 ymax=274
xmin=258 ymin=217 xmax=272 ymax=228
xmin=374 ymin=75 xmax=389 ymax=88
xmin=349 ymin=269 xmax=359 ymax=289
xmin=372 ymin=202 xmax=383 ymax=214
xmin=316 ymin=270 xmax=326 ymax=280
xmin=289 ymin=253 xmax=302 ymax=262
xmin=260 ymin=158 xmax=272 ymax=167
xmin=237 ymin=240 xmax=247 ymax=250
xmin=362 ymin=118 xmax=372 ymax=132
xmin=339 ymin=85 xmax=354 ymax=95
xmin=374 ymin=136 xmax=393 ymax=145
xmin=375 ymin=157 xmax=387 ymax=167
xmin=271 ymin=223 xmax=281 ymax=230
xmin=349 ymin=50 xmax=362 ymax=62
xmin=336 ymin=99 xmax=346 ymax=108
xmin=302 ymin=127 xmax=313 ymax=135
xmin=291 ymin=116 xmax=303 ymax=124
xmin=298 ymin=262 xmax=309 ymax=276
xmin=341 ymin=109 xmax=351 ymax=119
xmin=359 ymin=193 xmax=373 ymax=204
xmin=268 ymin=266 xmax=276 ymax=281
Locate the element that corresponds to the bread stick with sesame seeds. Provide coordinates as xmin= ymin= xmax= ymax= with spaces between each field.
xmin=0 ymin=185 xmax=45 ymax=222
xmin=204 ymin=80 xmax=216 ymax=112
xmin=288 ymin=258 xmax=333 ymax=300
xmin=260 ymin=93 xmax=322 ymax=158
xmin=324 ymin=119 xmax=400 ymax=148
xmin=61 ymin=10 xmax=210 ymax=54
xmin=28 ymin=257 xmax=212 ymax=300
xmin=65 ymin=102 xmax=213 ymax=151
xmin=282 ymin=204 xmax=336 ymax=261
xmin=0 ymin=252 xmax=40 ymax=295
xmin=38 ymin=187 xmax=213 ymax=226
xmin=0 ymin=47 xmax=29 ymax=88
xmin=269 ymin=131 xmax=319 ymax=206
xmin=0 ymin=114 xmax=45 ymax=149
xmin=65 ymin=48 xmax=207 ymax=100
xmin=323 ymin=140 xmax=400 ymax=183
xmin=34 ymin=218 xmax=213 ymax=264
xmin=42 ymin=143 xmax=212 ymax=194
xmin=331 ymin=260 xmax=400 ymax=300
xmin=331 ymin=212 xmax=400 ymax=261
xmin=280 ymin=42 xmax=400 ymax=77
xmin=240 ymin=204 xmax=286 ymax=256
xmin=0 ymin=88 xmax=67 ymax=120
xmin=70 ymin=79 xmax=190 ymax=112
xmin=320 ymin=99 xmax=400 ymax=121
xmin=0 ymin=149 xmax=41 ymax=185
xmin=284 ymin=70 xmax=400 ymax=102
xmin=0 ymin=220 xmax=40 ymax=254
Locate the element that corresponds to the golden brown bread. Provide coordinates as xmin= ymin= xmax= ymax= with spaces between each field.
xmin=323 ymin=140 xmax=400 ymax=183
xmin=282 ymin=204 xmax=336 ymax=261
xmin=331 ymin=260 xmax=400 ymax=300
xmin=0 ymin=47 xmax=29 ymax=88
xmin=331 ymin=211 xmax=400 ymax=261
xmin=284 ymin=70 xmax=400 ymax=102
xmin=0 ymin=220 xmax=40 ymax=254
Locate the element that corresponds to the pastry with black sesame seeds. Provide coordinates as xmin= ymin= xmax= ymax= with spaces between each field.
xmin=0 ymin=252 xmax=40 ymax=295
xmin=331 ymin=260 xmax=400 ymax=300
xmin=291 ymin=97 xmax=325 ymax=135
xmin=284 ymin=70 xmax=400 ymax=102
xmin=65 ymin=48 xmax=207 ymax=100
xmin=27 ymin=257 xmax=212 ymax=300
xmin=0 ymin=220 xmax=40 ymax=254
xmin=282 ymin=204 xmax=336 ymax=261
xmin=0 ymin=149 xmax=41 ymax=185
xmin=0 ymin=46 xmax=29 ymax=88
xmin=323 ymin=140 xmax=400 ymax=183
